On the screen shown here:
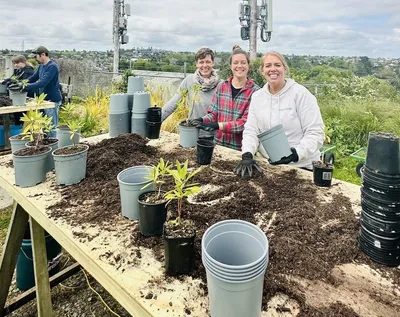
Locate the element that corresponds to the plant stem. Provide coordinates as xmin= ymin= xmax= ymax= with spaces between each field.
xmin=178 ymin=198 xmax=182 ymax=219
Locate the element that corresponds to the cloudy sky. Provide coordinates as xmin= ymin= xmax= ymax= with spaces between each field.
xmin=1 ymin=0 xmax=399 ymax=58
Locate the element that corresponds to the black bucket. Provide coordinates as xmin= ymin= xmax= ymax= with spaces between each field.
xmin=196 ymin=139 xmax=215 ymax=165
xmin=147 ymin=106 xmax=162 ymax=122
xmin=146 ymin=121 xmax=162 ymax=139
xmin=365 ymin=132 xmax=400 ymax=175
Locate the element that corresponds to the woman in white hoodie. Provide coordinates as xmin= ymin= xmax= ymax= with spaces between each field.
xmin=234 ymin=51 xmax=325 ymax=177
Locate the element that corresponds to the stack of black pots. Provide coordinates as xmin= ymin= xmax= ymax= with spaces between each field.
xmin=359 ymin=132 xmax=400 ymax=267
xmin=146 ymin=106 xmax=162 ymax=139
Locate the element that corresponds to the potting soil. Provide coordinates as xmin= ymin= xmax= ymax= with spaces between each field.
xmin=48 ymin=133 xmax=400 ymax=317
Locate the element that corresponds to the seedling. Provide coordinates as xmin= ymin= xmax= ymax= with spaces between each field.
xmin=66 ymin=120 xmax=84 ymax=144
xmin=142 ymin=158 xmax=172 ymax=200
xmin=177 ymin=84 xmax=201 ymax=125
xmin=165 ymin=160 xmax=201 ymax=224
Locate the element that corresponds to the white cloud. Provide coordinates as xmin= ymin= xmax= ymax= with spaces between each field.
xmin=0 ymin=0 xmax=399 ymax=57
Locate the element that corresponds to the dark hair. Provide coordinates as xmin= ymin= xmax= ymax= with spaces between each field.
xmin=12 ymin=55 xmax=27 ymax=64
xmin=195 ymin=47 xmax=215 ymax=62
xmin=229 ymin=45 xmax=250 ymax=65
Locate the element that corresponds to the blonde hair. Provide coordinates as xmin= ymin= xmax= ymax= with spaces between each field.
xmin=260 ymin=51 xmax=290 ymax=77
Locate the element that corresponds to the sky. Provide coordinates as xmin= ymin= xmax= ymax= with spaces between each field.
xmin=0 ymin=0 xmax=399 ymax=58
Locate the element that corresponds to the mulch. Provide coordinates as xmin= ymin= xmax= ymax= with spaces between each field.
xmin=47 ymin=133 xmax=399 ymax=316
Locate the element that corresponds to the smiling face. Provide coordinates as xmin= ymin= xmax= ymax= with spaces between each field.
xmin=262 ymin=54 xmax=287 ymax=87
xmin=195 ymin=54 xmax=214 ymax=78
xmin=231 ymin=53 xmax=249 ymax=80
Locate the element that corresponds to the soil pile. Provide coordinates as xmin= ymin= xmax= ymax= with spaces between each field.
xmin=0 ymin=94 xmax=12 ymax=107
xmin=48 ymin=133 xmax=399 ymax=316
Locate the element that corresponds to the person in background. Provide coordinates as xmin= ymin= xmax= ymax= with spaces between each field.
xmin=1 ymin=55 xmax=36 ymax=124
xmin=161 ymin=47 xmax=222 ymax=139
xmin=190 ymin=45 xmax=259 ymax=151
xmin=234 ymin=51 xmax=325 ymax=177
xmin=9 ymin=46 xmax=62 ymax=136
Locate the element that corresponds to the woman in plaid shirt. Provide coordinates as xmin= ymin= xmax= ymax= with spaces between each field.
xmin=190 ymin=46 xmax=260 ymax=151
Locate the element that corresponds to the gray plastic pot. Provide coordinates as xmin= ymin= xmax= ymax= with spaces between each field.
xmin=9 ymin=91 xmax=27 ymax=106
xmin=13 ymin=146 xmax=52 ymax=187
xmin=132 ymin=91 xmax=151 ymax=114
xmin=52 ymin=144 xmax=89 ymax=185
xmin=110 ymin=93 xmax=129 ymax=113
xmin=127 ymin=76 xmax=144 ymax=95
xmin=109 ymin=111 xmax=131 ymax=137
xmin=131 ymin=113 xmax=147 ymax=137
xmin=26 ymin=139 xmax=59 ymax=172
xmin=10 ymin=135 xmax=28 ymax=153
xmin=202 ymin=219 xmax=269 ymax=317
xmin=117 ymin=166 xmax=153 ymax=220
xmin=56 ymin=126 xmax=80 ymax=148
xmin=179 ymin=121 xmax=199 ymax=148
xmin=0 ymin=84 xmax=7 ymax=94
xmin=258 ymin=124 xmax=291 ymax=163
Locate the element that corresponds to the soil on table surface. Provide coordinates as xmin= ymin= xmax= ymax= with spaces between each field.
xmin=0 ymin=94 xmax=12 ymax=107
xmin=48 ymin=133 xmax=400 ymax=317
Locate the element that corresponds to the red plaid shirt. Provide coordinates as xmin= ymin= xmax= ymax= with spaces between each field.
xmin=203 ymin=77 xmax=259 ymax=151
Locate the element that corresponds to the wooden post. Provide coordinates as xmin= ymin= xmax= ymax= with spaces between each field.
xmin=29 ymin=217 xmax=53 ymax=316
xmin=0 ymin=203 xmax=29 ymax=311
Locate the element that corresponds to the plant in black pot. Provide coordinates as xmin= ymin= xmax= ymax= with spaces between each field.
xmin=163 ymin=159 xmax=202 ymax=275
xmin=138 ymin=158 xmax=172 ymax=236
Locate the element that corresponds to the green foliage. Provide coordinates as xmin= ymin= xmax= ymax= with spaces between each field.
xmin=142 ymin=158 xmax=173 ymax=199
xmin=66 ymin=120 xmax=84 ymax=143
xmin=59 ymin=103 xmax=81 ymax=126
xmin=112 ymin=69 xmax=135 ymax=93
xmin=80 ymin=87 xmax=109 ymax=137
xmin=165 ymin=160 xmax=202 ymax=220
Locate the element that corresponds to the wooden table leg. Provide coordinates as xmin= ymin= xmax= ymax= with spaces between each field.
xmin=29 ymin=217 xmax=53 ymax=317
xmin=0 ymin=203 xmax=29 ymax=311
xmin=3 ymin=114 xmax=11 ymax=149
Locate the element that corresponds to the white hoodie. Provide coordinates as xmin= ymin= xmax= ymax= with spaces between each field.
xmin=242 ymin=78 xmax=325 ymax=169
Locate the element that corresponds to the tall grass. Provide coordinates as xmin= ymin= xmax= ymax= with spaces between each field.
xmin=81 ymin=87 xmax=109 ymax=136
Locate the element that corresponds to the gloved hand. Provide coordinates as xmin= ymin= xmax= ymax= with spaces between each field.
xmin=269 ymin=147 xmax=299 ymax=165
xmin=8 ymin=82 xmax=23 ymax=91
xmin=198 ymin=122 xmax=219 ymax=131
xmin=189 ymin=117 xmax=203 ymax=127
xmin=234 ymin=152 xmax=263 ymax=178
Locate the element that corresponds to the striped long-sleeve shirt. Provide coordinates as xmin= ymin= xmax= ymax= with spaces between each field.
xmin=203 ymin=77 xmax=259 ymax=151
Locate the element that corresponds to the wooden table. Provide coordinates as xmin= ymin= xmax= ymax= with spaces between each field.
xmin=0 ymin=132 xmax=399 ymax=317
xmin=0 ymin=100 xmax=55 ymax=151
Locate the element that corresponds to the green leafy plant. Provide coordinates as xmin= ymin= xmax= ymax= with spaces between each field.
xmin=177 ymin=84 xmax=201 ymax=122
xmin=66 ymin=120 xmax=84 ymax=144
xmin=142 ymin=158 xmax=173 ymax=200
xmin=20 ymin=110 xmax=54 ymax=147
xmin=165 ymin=160 xmax=202 ymax=224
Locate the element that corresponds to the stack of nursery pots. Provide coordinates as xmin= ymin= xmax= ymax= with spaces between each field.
xmin=13 ymin=145 xmax=52 ymax=187
xmin=127 ymin=76 xmax=145 ymax=111
xmin=179 ymin=120 xmax=199 ymax=148
xmin=359 ymin=132 xmax=400 ymax=267
xmin=109 ymin=93 xmax=131 ymax=137
xmin=146 ymin=106 xmax=162 ymax=139
xmin=117 ymin=166 xmax=153 ymax=220
xmin=56 ymin=125 xmax=80 ymax=148
xmin=52 ymin=144 xmax=89 ymax=186
xmin=131 ymin=91 xmax=151 ymax=137
xmin=257 ymin=124 xmax=291 ymax=163
xmin=202 ymin=219 xmax=269 ymax=317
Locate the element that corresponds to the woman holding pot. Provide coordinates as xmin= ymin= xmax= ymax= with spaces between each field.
xmin=234 ymin=51 xmax=325 ymax=177
xmin=161 ymin=47 xmax=222 ymax=139
xmin=190 ymin=45 xmax=259 ymax=150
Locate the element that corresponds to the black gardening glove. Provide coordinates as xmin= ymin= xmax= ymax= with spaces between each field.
xmin=269 ymin=147 xmax=299 ymax=165
xmin=8 ymin=82 xmax=23 ymax=91
xmin=199 ymin=122 xmax=219 ymax=131
xmin=234 ymin=152 xmax=263 ymax=178
xmin=189 ymin=117 xmax=203 ymax=127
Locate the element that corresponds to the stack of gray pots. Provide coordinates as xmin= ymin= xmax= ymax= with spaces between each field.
xmin=202 ymin=219 xmax=269 ymax=317
xmin=127 ymin=76 xmax=145 ymax=111
xmin=131 ymin=91 xmax=151 ymax=137
xmin=109 ymin=93 xmax=130 ymax=137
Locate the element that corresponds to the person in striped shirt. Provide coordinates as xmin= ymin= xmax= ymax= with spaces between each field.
xmin=190 ymin=45 xmax=260 ymax=151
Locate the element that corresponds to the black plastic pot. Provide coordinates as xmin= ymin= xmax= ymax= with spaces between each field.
xmin=138 ymin=191 xmax=167 ymax=236
xmin=164 ymin=226 xmax=196 ymax=275
xmin=147 ymin=106 xmax=162 ymax=122
xmin=360 ymin=210 xmax=400 ymax=238
xmin=313 ymin=163 xmax=333 ymax=187
xmin=365 ymin=132 xmax=400 ymax=175
xmin=146 ymin=121 xmax=162 ymax=139
xmin=196 ymin=139 xmax=215 ymax=165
